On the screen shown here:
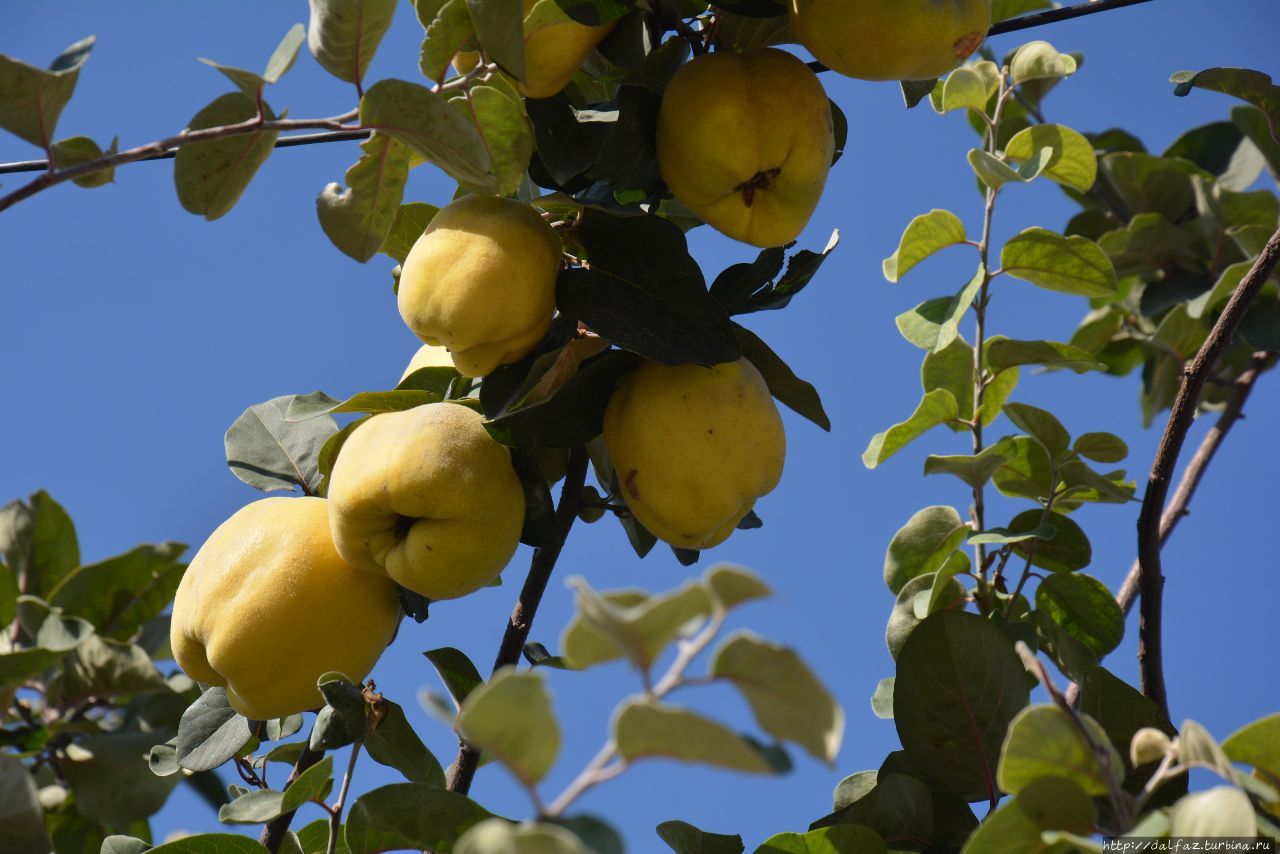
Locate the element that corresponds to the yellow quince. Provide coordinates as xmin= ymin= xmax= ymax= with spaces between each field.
xmin=170 ymin=497 xmax=401 ymax=720
xmin=603 ymin=358 xmax=786 ymax=549
xmin=397 ymin=195 xmax=562 ymax=378
xmin=326 ymin=402 xmax=526 ymax=600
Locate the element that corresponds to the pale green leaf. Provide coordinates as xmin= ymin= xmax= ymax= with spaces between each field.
xmin=862 ymin=389 xmax=960 ymax=469
xmin=612 ymin=699 xmax=776 ymax=773
xmin=1001 ymin=228 xmax=1118 ymax=297
xmin=455 ymin=668 xmax=559 ymax=785
xmin=308 ymin=0 xmax=397 ymax=84
xmin=317 ymin=132 xmax=412 ymax=262
xmin=883 ymin=505 xmax=968 ymax=594
xmin=882 ymin=209 xmax=968 ymax=283
xmin=1010 ymin=40 xmax=1078 ymax=84
xmin=1004 ymin=123 xmax=1097 ymax=192
xmin=895 ymin=264 xmax=985 ymax=351
xmin=359 ymin=79 xmax=493 ymax=189
xmin=173 ymin=93 xmax=279 ymax=221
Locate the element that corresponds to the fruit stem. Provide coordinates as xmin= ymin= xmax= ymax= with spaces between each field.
xmin=446 ymin=445 xmax=590 ymax=795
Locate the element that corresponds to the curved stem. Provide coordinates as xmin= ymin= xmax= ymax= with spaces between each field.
xmin=1135 ymin=226 xmax=1280 ymax=716
xmin=446 ymin=445 xmax=589 ymax=795
xmin=327 ymin=741 xmax=362 ymax=854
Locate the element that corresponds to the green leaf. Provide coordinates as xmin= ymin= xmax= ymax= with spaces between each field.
xmin=0 ymin=35 xmax=94 ymax=149
xmin=0 ymin=755 xmax=51 ymax=854
xmin=900 ymin=78 xmax=939 ymax=109
xmin=307 ymin=0 xmax=397 ymax=85
xmin=224 ymin=394 xmax=339 ymax=495
xmin=64 ymin=731 xmax=183 ymax=825
xmin=937 ymin=65 xmax=996 ymax=115
xmin=1187 ymin=259 xmax=1252 ymax=319
xmin=174 ymin=688 xmax=255 ymax=773
xmin=1234 ymin=105 xmax=1280 ymax=178
xmin=1035 ymin=573 xmax=1123 ymax=656
xmin=1172 ymin=67 xmax=1280 ymax=145
xmin=47 ymin=542 xmax=186 ymax=640
xmin=1 ymin=490 xmax=80 ymax=598
xmin=895 ymin=264 xmax=985 ymax=351
xmin=417 ymin=0 xmax=478 ymax=84
xmin=53 ymin=635 xmax=169 ymax=702
xmin=894 ymin=611 xmax=1031 ymax=801
xmin=219 ymin=756 xmax=333 ymax=824
xmin=317 ymin=133 xmax=412 ymax=263
xmin=883 ymin=506 xmax=968 ymax=595
xmin=144 ymin=834 xmax=270 ymax=853
xmin=1010 ymin=41 xmax=1078 ymax=84
xmin=986 ymin=339 xmax=1105 ymax=374
xmin=870 ymin=679 xmax=895 ymax=720
xmin=1001 ymin=228 xmax=1118 ymax=297
xmin=1223 ymin=713 xmax=1280 ymax=779
xmin=704 ymin=563 xmax=771 ymax=610
xmin=990 ymin=436 xmax=1055 ymax=502
xmin=709 ymin=631 xmax=843 ymax=764
xmin=1007 ymin=509 xmax=1091 ymax=572
xmin=455 ymin=668 xmax=559 ymax=785
xmin=359 ymin=79 xmax=494 ymax=189
xmin=967 ymin=146 xmax=1052 ymax=190
xmin=862 ymin=390 xmax=960 ymax=469
xmin=1068 ymin=434 xmax=1128 ymax=467
xmin=733 ymin=325 xmax=830 ymax=431
xmin=0 ymin=606 xmax=94 ymax=689
xmin=556 ymin=211 xmax=739 ymax=366
xmin=558 ymin=589 xmax=647 ymax=670
xmin=959 ymin=775 xmax=1095 ymax=853
xmin=882 ymin=210 xmax=967 ymax=283
xmin=656 ymin=820 xmax=744 ymax=854
xmin=923 ymin=446 xmax=1010 ymax=490
xmin=448 ymin=81 xmax=534 ymax=196
xmin=1002 ymin=401 xmax=1071 ymax=460
xmin=174 ymin=93 xmax=280 ymax=221
xmin=365 ymin=699 xmax=446 ymax=788
xmin=998 ymin=705 xmax=1123 ymax=797
xmin=454 ymin=819 xmax=593 ymax=853
xmin=464 ymin=0 xmax=526 ymax=82
xmin=379 ymin=202 xmax=440 ymax=264
xmin=51 ymin=135 xmax=117 ymax=187
xmin=100 ymin=837 xmax=151 ymax=854
xmin=885 ymin=573 xmax=964 ymax=660
xmin=1077 ymin=666 xmax=1179 ymax=793
xmin=755 ymin=826 xmax=886 ymax=853
xmin=198 ymin=24 xmax=305 ymax=98
xmin=561 ymin=575 xmax=711 ymax=672
xmin=344 ymin=784 xmax=493 ymax=854
xmin=1004 ymin=123 xmax=1097 ymax=192
xmin=612 ymin=699 xmax=777 ymax=773
xmin=1169 ymin=786 xmax=1259 ymax=837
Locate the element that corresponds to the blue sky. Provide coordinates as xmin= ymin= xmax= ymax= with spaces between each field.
xmin=2 ymin=0 xmax=1278 ymax=848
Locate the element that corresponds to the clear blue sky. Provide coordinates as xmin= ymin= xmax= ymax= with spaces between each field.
xmin=2 ymin=1 xmax=1278 ymax=848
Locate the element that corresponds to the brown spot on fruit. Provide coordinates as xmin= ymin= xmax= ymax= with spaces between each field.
xmin=624 ymin=469 xmax=641 ymax=499
xmin=954 ymin=31 xmax=983 ymax=59
xmin=735 ymin=168 xmax=782 ymax=207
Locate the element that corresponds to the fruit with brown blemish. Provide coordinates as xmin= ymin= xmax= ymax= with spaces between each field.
xmin=603 ymin=358 xmax=786 ymax=549
xmin=655 ymin=48 xmax=833 ymax=248
xmin=788 ymin=0 xmax=991 ymax=81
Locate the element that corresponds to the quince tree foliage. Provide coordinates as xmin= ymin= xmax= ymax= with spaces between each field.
xmin=3 ymin=0 xmax=1280 ymax=852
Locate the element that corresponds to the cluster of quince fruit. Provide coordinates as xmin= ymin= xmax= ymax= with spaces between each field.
xmin=170 ymin=0 xmax=990 ymax=721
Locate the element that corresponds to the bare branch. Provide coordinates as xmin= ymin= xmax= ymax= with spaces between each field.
xmin=446 ymin=445 xmax=590 ymax=796
xmin=1135 ymin=226 xmax=1280 ymax=716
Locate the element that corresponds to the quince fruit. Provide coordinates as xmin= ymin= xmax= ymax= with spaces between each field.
xmin=455 ymin=0 xmax=617 ymax=99
xmin=401 ymin=344 xmax=457 ymax=383
xmin=170 ymin=496 xmax=401 ymax=720
xmin=603 ymin=358 xmax=785 ymax=549
xmin=398 ymin=195 xmax=562 ymax=378
xmin=789 ymin=0 xmax=991 ymax=81
xmin=656 ymin=48 xmax=833 ymax=248
xmin=326 ymin=402 xmax=526 ymax=599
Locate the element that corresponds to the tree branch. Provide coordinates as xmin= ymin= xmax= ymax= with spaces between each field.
xmin=1135 ymin=225 xmax=1280 ymax=717
xmin=446 ymin=445 xmax=589 ymax=796
xmin=259 ymin=743 xmax=325 ymax=853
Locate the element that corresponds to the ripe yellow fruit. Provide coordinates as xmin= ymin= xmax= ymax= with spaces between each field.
xmin=398 ymin=196 xmax=562 ymax=378
xmin=326 ymin=402 xmax=526 ymax=600
xmin=170 ymin=497 xmax=401 ymax=720
xmin=603 ymin=358 xmax=785 ymax=549
xmin=455 ymin=0 xmax=617 ymax=99
xmin=400 ymin=344 xmax=457 ymax=383
xmin=656 ymin=48 xmax=833 ymax=248
xmin=789 ymin=0 xmax=991 ymax=81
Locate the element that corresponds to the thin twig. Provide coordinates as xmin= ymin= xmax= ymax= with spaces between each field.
xmin=259 ymin=743 xmax=325 ymax=853
xmin=327 ymin=741 xmax=362 ymax=854
xmin=446 ymin=446 xmax=589 ymax=796
xmin=1135 ymin=226 xmax=1280 ymax=717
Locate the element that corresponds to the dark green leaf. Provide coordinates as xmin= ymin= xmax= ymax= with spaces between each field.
xmin=465 ymin=0 xmax=525 ymax=81
xmin=959 ymin=775 xmax=1095 ymax=851
xmin=1002 ymin=401 xmax=1071 ymax=461
xmin=483 ymin=350 xmax=637 ymax=448
xmin=998 ymin=704 xmax=1123 ymax=796
xmin=756 ymin=825 xmax=886 ymax=853
xmin=556 ymin=211 xmax=739 ymax=366
xmin=885 ymin=573 xmax=964 ymax=661
xmin=379 ymin=202 xmax=440 ymax=264
xmin=174 ymin=93 xmax=279 ymax=221
xmin=423 ymin=647 xmax=484 ymax=709
xmin=48 ymin=542 xmax=186 ymax=639
xmin=1036 ymin=573 xmax=1123 ymax=656
xmin=894 ymin=611 xmax=1031 ymax=801
xmin=1171 ymin=67 xmax=1280 ymax=144
xmin=0 ymin=755 xmax=51 ymax=854
xmin=1008 ymin=509 xmax=1091 ymax=572
xmin=733 ymin=325 xmax=830 ymax=431
xmin=883 ymin=505 xmax=968 ymax=595
xmin=714 ymin=230 xmax=839 ymax=315
xmin=0 ymin=490 xmax=79 ymax=598
xmin=225 ymin=394 xmax=339 ymax=495
xmin=51 ymin=135 xmax=117 ymax=187
xmin=656 ymin=819 xmax=744 ymax=854
xmin=344 ymin=784 xmax=493 ymax=854
xmin=64 ymin=731 xmax=182 ymax=825
xmin=366 ymin=699 xmax=446 ymax=787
